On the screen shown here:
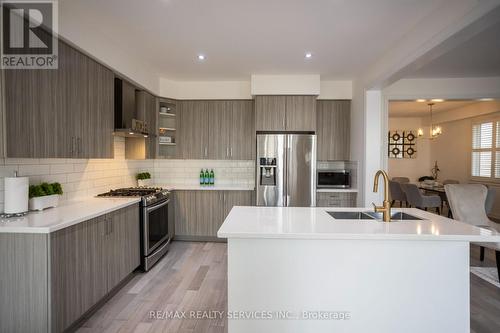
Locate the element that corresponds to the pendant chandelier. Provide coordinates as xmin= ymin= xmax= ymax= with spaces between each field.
xmin=417 ymin=103 xmax=442 ymax=139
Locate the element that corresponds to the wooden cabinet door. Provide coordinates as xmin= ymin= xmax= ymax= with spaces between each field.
xmin=59 ymin=41 xmax=89 ymax=158
xmin=317 ymin=100 xmax=350 ymax=161
xmin=87 ymin=57 xmax=114 ymax=158
xmin=222 ymin=190 xmax=254 ymax=220
xmin=255 ymin=96 xmax=286 ymax=131
xmin=137 ymin=91 xmax=157 ymax=159
xmin=208 ymin=101 xmax=232 ymax=159
xmin=106 ymin=204 xmax=140 ymax=290
xmin=4 ymin=63 xmax=59 ymax=157
xmin=174 ymin=191 xmax=195 ymax=236
xmin=316 ymin=192 xmax=356 ymax=207
xmin=174 ymin=191 xmax=224 ymax=237
xmin=50 ymin=216 xmax=107 ymax=332
xmin=230 ymin=100 xmax=255 ymax=160
xmin=286 ymin=95 xmax=316 ymax=131
xmin=177 ymin=101 xmax=208 ymax=159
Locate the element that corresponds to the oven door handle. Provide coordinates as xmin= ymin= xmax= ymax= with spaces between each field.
xmin=146 ymin=199 xmax=170 ymax=213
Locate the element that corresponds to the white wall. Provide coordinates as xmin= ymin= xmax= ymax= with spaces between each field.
xmin=250 ymin=75 xmax=320 ymax=95
xmin=159 ymin=78 xmax=352 ymax=100
xmin=159 ymin=79 xmax=252 ymax=100
xmin=364 ymin=90 xmax=384 ymax=206
xmin=384 ymin=77 xmax=500 ymax=101
xmin=388 ymin=118 xmax=431 ymax=182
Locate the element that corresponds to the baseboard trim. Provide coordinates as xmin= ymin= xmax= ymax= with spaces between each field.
xmin=174 ymin=235 xmax=227 ymax=243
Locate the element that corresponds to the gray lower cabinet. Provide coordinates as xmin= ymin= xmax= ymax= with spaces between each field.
xmin=316 ymin=100 xmax=351 ymax=161
xmin=0 ymin=204 xmax=140 ymax=333
xmin=174 ymin=190 xmax=253 ymax=239
xmin=316 ymin=192 xmax=357 ymax=207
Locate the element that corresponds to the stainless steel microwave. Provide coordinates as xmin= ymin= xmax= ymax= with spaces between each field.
xmin=317 ymin=170 xmax=351 ymax=188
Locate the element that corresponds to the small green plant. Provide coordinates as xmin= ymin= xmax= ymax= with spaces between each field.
xmin=29 ymin=182 xmax=63 ymax=198
xmin=136 ymin=172 xmax=151 ymax=180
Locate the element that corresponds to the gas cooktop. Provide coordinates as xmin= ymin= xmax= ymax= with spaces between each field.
xmin=97 ymin=187 xmax=169 ymax=206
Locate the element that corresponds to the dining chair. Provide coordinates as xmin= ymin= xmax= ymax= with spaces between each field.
xmin=389 ymin=180 xmax=407 ymax=207
xmin=392 ymin=177 xmax=410 ymax=183
xmin=400 ymin=183 xmax=441 ymax=214
xmin=441 ymin=180 xmax=459 ymax=214
xmin=485 ymin=186 xmax=496 ymax=215
xmin=445 ymin=184 xmax=500 ymax=281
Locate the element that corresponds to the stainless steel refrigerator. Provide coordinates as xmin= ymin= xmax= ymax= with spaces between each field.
xmin=256 ymin=134 xmax=316 ymax=207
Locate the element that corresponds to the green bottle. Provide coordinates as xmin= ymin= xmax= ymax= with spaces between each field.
xmin=199 ymin=169 xmax=204 ymax=185
xmin=209 ymin=169 xmax=215 ymax=185
xmin=204 ymin=169 xmax=210 ymax=185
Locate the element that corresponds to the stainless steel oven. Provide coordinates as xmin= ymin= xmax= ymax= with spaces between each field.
xmin=141 ymin=193 xmax=171 ymax=271
xmin=317 ymin=169 xmax=351 ymax=189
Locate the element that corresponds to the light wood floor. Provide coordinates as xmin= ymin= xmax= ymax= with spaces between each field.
xmin=76 ymin=241 xmax=500 ymax=333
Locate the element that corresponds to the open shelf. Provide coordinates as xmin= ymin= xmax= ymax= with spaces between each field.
xmin=159 ymin=112 xmax=176 ymax=117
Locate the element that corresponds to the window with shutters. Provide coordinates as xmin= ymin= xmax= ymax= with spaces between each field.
xmin=471 ymin=120 xmax=500 ymax=179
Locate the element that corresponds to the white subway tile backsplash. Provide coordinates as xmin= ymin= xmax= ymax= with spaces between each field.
xmin=18 ymin=164 xmax=50 ymax=176
xmin=0 ymin=137 xmax=255 ymax=212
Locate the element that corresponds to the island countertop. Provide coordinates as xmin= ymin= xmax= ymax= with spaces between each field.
xmin=217 ymin=206 xmax=500 ymax=242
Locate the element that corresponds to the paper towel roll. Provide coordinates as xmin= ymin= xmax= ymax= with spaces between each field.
xmin=4 ymin=177 xmax=29 ymax=214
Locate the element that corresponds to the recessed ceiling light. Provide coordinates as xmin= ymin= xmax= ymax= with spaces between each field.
xmin=431 ymin=99 xmax=445 ymax=102
xmin=305 ymin=52 xmax=312 ymax=59
xmin=197 ymin=54 xmax=205 ymax=61
xmin=416 ymin=99 xmax=426 ymax=103
xmin=478 ymin=98 xmax=494 ymax=101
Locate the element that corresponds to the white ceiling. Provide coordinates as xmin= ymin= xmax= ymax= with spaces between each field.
xmin=409 ymin=20 xmax=500 ymax=78
xmin=59 ymin=0 xmax=445 ymax=81
xmin=389 ymin=100 xmax=483 ymax=117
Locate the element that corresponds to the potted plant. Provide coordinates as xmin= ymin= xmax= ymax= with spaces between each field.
xmin=28 ymin=182 xmax=63 ymax=211
xmin=136 ymin=172 xmax=152 ymax=187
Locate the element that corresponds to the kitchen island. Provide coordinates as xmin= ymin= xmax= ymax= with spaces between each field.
xmin=217 ymin=207 xmax=500 ymax=333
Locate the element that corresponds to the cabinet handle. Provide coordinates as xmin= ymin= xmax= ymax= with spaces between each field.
xmin=230 ymin=147 xmax=233 ymax=157
xmin=77 ymin=137 xmax=81 ymax=154
xmin=204 ymin=147 xmax=207 ymax=157
xmin=226 ymin=147 xmax=229 ymax=157
xmin=282 ymin=117 xmax=285 ymax=128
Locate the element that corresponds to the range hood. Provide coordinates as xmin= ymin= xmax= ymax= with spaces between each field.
xmin=114 ymin=78 xmax=149 ymax=138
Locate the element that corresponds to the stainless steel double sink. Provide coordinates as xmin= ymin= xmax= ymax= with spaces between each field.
xmin=327 ymin=211 xmax=423 ymax=222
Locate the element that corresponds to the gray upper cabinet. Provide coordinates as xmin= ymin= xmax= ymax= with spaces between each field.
xmin=316 ymin=100 xmax=351 ymax=161
xmin=255 ymin=95 xmax=316 ymax=132
xmin=230 ymin=100 xmax=255 ymax=159
xmin=255 ymin=95 xmax=286 ymax=131
xmin=137 ymin=90 xmax=157 ymax=158
xmin=4 ymin=39 xmax=114 ymax=158
xmin=286 ymin=96 xmax=316 ymax=131
xmin=177 ymin=100 xmax=255 ymax=160
xmin=177 ymin=100 xmax=208 ymax=159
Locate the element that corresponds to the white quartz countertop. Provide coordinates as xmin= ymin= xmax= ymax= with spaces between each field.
xmin=0 ymin=197 xmax=141 ymax=234
xmin=217 ymin=207 xmax=500 ymax=242
xmin=160 ymin=184 xmax=254 ymax=191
